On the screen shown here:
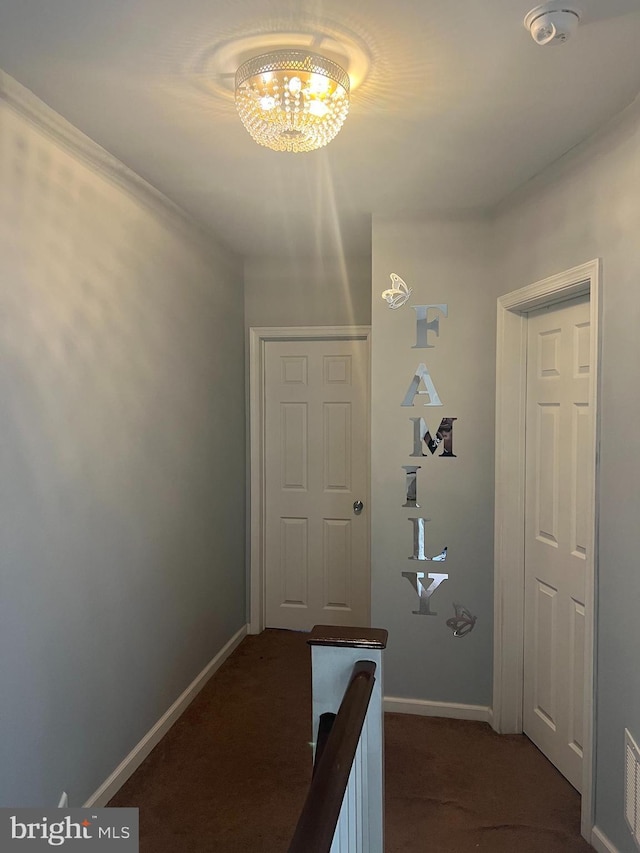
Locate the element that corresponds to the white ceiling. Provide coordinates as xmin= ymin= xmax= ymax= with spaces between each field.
xmin=1 ymin=0 xmax=639 ymax=257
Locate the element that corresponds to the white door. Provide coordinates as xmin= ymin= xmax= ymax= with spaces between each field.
xmin=523 ymin=295 xmax=591 ymax=791
xmin=264 ymin=338 xmax=369 ymax=630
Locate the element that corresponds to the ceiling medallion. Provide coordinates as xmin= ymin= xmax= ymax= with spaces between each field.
xmin=235 ymin=49 xmax=350 ymax=153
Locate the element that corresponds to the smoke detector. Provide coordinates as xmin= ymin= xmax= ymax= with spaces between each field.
xmin=524 ymin=3 xmax=581 ymax=45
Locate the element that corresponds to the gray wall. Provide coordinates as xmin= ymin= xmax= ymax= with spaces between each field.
xmin=371 ymin=97 xmax=640 ymax=847
xmin=0 ymin=90 xmax=246 ymax=807
xmin=494 ymin=97 xmax=640 ymax=853
xmin=370 ymin=217 xmax=495 ymax=705
xmin=244 ymin=253 xmax=372 ymax=329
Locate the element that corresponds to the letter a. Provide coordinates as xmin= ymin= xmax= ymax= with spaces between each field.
xmin=401 ymin=364 xmax=443 ymax=407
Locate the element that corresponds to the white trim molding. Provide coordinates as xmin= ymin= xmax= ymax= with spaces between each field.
xmin=591 ymin=827 xmax=621 ymax=853
xmin=248 ymin=325 xmax=371 ymax=635
xmin=0 ymin=70 xmax=220 ymax=256
xmin=384 ymin=697 xmax=493 ymax=724
xmin=84 ymin=624 xmax=248 ymax=807
xmin=493 ymin=259 xmax=601 ymax=843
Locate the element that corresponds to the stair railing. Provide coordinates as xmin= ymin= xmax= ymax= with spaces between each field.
xmin=288 ymin=625 xmax=388 ymax=853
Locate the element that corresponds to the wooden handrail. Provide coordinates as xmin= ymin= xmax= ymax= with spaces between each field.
xmin=288 ymin=660 xmax=377 ymax=853
xmin=313 ymin=712 xmax=336 ymax=777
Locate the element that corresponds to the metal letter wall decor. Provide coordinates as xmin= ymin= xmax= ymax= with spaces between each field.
xmin=402 ymin=466 xmax=421 ymax=507
xmin=411 ymin=304 xmax=448 ymax=348
xmin=401 ymin=572 xmax=449 ymax=616
xmin=409 ymin=417 xmax=458 ymax=457
xmin=382 ymin=273 xmax=477 ymax=634
xmin=401 ymin=363 xmax=443 ymax=407
xmin=407 ymin=518 xmax=447 ymax=562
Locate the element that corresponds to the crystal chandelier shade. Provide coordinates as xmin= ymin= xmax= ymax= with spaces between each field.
xmin=235 ymin=50 xmax=350 ymax=153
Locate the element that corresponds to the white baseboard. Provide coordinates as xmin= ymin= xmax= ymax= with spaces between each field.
xmin=84 ymin=624 xmax=248 ymax=807
xmin=591 ymin=826 xmax=621 ymax=853
xmin=384 ymin=696 xmax=493 ymax=724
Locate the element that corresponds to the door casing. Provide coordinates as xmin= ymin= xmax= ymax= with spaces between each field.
xmin=492 ymin=260 xmax=600 ymax=842
xmin=248 ymin=325 xmax=371 ymax=635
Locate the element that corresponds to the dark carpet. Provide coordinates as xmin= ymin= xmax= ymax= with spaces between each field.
xmin=109 ymin=629 xmax=593 ymax=852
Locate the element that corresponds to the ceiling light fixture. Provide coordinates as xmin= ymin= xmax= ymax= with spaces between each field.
xmin=235 ymin=49 xmax=350 ymax=153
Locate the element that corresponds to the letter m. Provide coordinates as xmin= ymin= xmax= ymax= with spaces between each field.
xmin=409 ymin=417 xmax=457 ymax=457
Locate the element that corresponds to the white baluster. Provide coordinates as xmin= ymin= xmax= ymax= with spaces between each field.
xmin=308 ymin=627 xmax=387 ymax=853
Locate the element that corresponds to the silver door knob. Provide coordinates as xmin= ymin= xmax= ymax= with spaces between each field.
xmin=353 ymin=500 xmax=364 ymax=515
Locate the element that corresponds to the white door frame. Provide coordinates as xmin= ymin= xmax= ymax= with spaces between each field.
xmin=248 ymin=325 xmax=371 ymax=635
xmin=492 ymin=259 xmax=601 ymax=841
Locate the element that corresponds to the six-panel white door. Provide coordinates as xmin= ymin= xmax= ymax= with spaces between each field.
xmin=524 ymin=295 xmax=591 ymax=791
xmin=264 ymin=339 xmax=369 ymax=630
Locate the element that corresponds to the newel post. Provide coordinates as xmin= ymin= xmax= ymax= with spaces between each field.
xmin=308 ymin=625 xmax=388 ymax=853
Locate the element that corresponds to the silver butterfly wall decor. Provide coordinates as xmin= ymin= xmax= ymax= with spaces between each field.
xmin=446 ymin=603 xmax=477 ymax=637
xmin=382 ymin=273 xmax=412 ymax=309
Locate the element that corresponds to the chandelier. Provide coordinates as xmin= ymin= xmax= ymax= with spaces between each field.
xmin=235 ymin=49 xmax=350 ymax=153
